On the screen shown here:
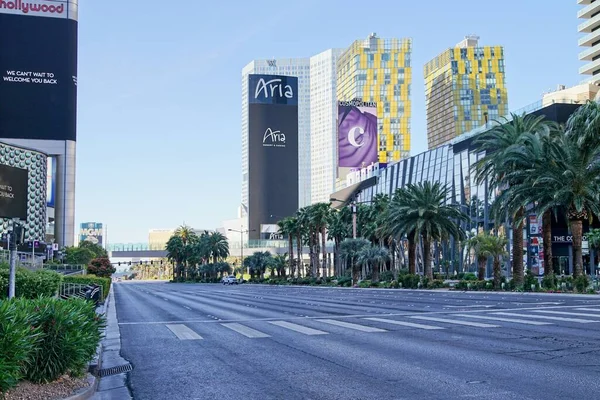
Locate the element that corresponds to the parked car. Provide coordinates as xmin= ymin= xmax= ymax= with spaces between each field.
xmin=222 ymin=275 xmax=239 ymax=285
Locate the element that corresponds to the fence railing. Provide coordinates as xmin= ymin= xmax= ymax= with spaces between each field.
xmin=59 ymin=283 xmax=103 ymax=304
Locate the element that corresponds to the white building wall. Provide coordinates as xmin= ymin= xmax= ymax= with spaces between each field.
xmin=309 ymin=49 xmax=344 ymax=204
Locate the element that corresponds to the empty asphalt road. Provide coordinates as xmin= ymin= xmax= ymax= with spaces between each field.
xmin=113 ymin=282 xmax=600 ymax=400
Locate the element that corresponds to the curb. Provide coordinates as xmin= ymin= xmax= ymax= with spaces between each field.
xmin=62 ymin=374 xmax=97 ymax=400
xmin=241 ymin=283 xmax=599 ymax=297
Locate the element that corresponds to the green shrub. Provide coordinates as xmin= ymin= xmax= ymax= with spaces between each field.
xmin=24 ymin=298 xmax=105 ymax=383
xmin=427 ymin=279 xmax=446 ymax=289
xmin=402 ymin=274 xmax=421 ymax=289
xmin=574 ymin=275 xmax=590 ymax=293
xmin=390 ymin=280 xmax=400 ymax=289
xmin=542 ymin=273 xmax=558 ymax=290
xmin=63 ymin=275 xmax=111 ymax=301
xmin=463 ymin=273 xmax=478 ymax=281
xmin=380 ymin=271 xmax=394 ymax=282
xmin=0 ymin=265 xmax=62 ymax=299
xmin=0 ymin=299 xmax=41 ymax=393
xmin=336 ymin=277 xmax=352 ymax=287
xmin=358 ymin=280 xmax=372 ymax=288
xmin=524 ymin=271 xmax=539 ymax=291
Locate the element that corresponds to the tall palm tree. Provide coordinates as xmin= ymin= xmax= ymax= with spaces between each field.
xmin=473 ymin=113 xmax=554 ymax=287
xmin=165 ymin=235 xmax=185 ymax=281
xmin=277 ymin=217 xmax=296 ymax=276
xmin=174 ymin=225 xmax=197 ymax=246
xmin=531 ymin=131 xmax=600 ymax=277
xmin=387 ymin=182 xmax=467 ymax=280
xmin=340 ymin=238 xmax=370 ymax=284
xmin=310 ymin=202 xmax=331 ymax=278
xmin=357 ymin=245 xmax=389 ymax=283
xmin=207 ymin=232 xmax=229 ymax=264
xmin=478 ymin=234 xmax=508 ymax=289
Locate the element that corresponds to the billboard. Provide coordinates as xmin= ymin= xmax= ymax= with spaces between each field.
xmin=248 ymin=74 xmax=298 ymax=240
xmin=338 ymin=100 xmax=378 ymax=168
xmin=0 ymin=1 xmax=78 ymax=141
xmin=46 ymin=156 xmax=56 ymax=207
xmin=79 ymin=222 xmax=103 ymax=246
xmin=0 ymin=164 xmax=28 ymax=219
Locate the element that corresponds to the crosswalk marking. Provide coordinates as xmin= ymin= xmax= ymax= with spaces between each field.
xmin=494 ymin=312 xmax=598 ymax=324
xmin=166 ymin=324 xmax=203 ymax=340
xmin=268 ymin=321 xmax=328 ymax=336
xmin=317 ymin=319 xmax=387 ymax=333
xmin=575 ymin=308 xmax=600 ymax=312
xmin=531 ymin=310 xmax=600 ymax=318
xmin=409 ymin=316 xmax=498 ymax=328
xmin=221 ymin=323 xmax=271 ymax=338
xmin=454 ymin=314 xmax=551 ymax=326
xmin=364 ymin=317 xmax=445 ymax=330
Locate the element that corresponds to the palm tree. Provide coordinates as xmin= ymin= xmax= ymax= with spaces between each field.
xmin=165 ymin=235 xmax=185 ymax=281
xmin=328 ymin=208 xmax=351 ymax=277
xmin=473 ymin=113 xmax=554 ymax=287
xmin=531 ymin=131 xmax=600 ymax=277
xmin=310 ymin=202 xmax=331 ymax=278
xmin=174 ymin=225 xmax=197 ymax=245
xmin=466 ymin=234 xmax=488 ymax=281
xmin=387 ymin=182 xmax=467 ymax=280
xmin=588 ymin=228 xmax=600 ymax=272
xmin=244 ymin=251 xmax=273 ymax=280
xmin=339 ymin=238 xmax=370 ymax=284
xmin=272 ymin=254 xmax=288 ymax=278
xmin=357 ymin=245 xmax=389 ymax=283
xmin=478 ymin=234 xmax=508 ymax=289
xmin=277 ymin=217 xmax=296 ymax=276
xmin=207 ymin=232 xmax=229 ymax=264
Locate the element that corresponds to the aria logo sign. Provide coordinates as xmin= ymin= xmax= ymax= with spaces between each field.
xmin=254 ymin=78 xmax=294 ymax=100
xmin=263 ymin=128 xmax=286 ymax=148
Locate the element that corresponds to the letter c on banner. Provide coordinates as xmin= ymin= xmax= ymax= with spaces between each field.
xmin=348 ymin=126 xmax=365 ymax=148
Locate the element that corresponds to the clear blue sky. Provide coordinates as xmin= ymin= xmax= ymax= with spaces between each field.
xmin=76 ymin=0 xmax=581 ymax=244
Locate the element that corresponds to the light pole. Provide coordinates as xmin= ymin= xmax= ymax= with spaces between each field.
xmin=228 ymin=227 xmax=256 ymax=279
xmin=331 ymin=197 xmax=366 ymax=239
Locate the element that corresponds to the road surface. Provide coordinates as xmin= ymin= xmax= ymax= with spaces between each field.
xmin=113 ymin=282 xmax=600 ymax=400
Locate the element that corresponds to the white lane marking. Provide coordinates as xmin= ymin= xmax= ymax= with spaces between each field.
xmin=221 ymin=323 xmax=270 ymax=338
xmin=494 ymin=312 xmax=598 ymax=324
xmin=364 ymin=317 xmax=444 ymax=330
xmin=454 ymin=314 xmax=551 ymax=326
xmin=183 ymin=306 xmax=192 ymax=310
xmin=268 ymin=321 xmax=328 ymax=336
xmin=531 ymin=310 xmax=600 ymax=318
xmin=163 ymin=298 xmax=169 ymax=301
xmin=409 ymin=316 xmax=498 ymax=328
xmin=445 ymin=305 xmax=493 ymax=308
xmin=575 ymin=308 xmax=600 ymax=312
xmin=166 ymin=324 xmax=203 ymax=340
xmin=317 ymin=319 xmax=387 ymax=333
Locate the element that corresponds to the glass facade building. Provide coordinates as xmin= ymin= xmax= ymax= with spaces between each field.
xmin=424 ymin=36 xmax=508 ymax=149
xmin=337 ymin=34 xmax=412 ymax=163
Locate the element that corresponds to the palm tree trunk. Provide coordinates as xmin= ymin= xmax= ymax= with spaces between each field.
xmin=334 ymin=239 xmax=340 ymax=277
xmin=423 ymin=239 xmax=433 ymax=280
xmin=512 ymin=208 xmax=525 ymax=287
xmin=408 ymin=235 xmax=416 ymax=275
xmin=493 ymin=257 xmax=502 ymax=290
xmin=570 ymin=219 xmax=584 ymax=278
xmin=288 ymin=237 xmax=294 ymax=277
xmin=542 ymin=210 xmax=553 ymax=275
xmin=352 ymin=257 xmax=359 ymax=285
xmin=296 ymin=234 xmax=302 ymax=278
xmin=477 ymin=258 xmax=486 ymax=281
xmin=373 ymin=260 xmax=380 ymax=283
xmin=321 ymin=228 xmax=327 ymax=278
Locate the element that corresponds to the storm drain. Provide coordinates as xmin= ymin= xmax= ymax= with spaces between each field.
xmin=97 ymin=363 xmax=133 ymax=377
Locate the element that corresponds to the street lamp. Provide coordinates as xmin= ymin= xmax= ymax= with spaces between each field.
xmin=331 ymin=197 xmax=369 ymax=239
xmin=228 ymin=228 xmax=256 ymax=279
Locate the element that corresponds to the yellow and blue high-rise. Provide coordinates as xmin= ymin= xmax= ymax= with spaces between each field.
xmin=337 ymin=34 xmax=412 ymax=163
xmin=424 ymin=36 xmax=508 ymax=149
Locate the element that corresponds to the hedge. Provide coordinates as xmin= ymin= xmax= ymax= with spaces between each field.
xmin=63 ymin=275 xmax=111 ymax=301
xmin=0 ymin=264 xmax=63 ymax=299
xmin=0 ymin=297 xmax=105 ymax=391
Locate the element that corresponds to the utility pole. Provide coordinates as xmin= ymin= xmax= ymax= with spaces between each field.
xmin=8 ymin=220 xmax=20 ymax=299
xmin=352 ymin=200 xmax=357 ymax=239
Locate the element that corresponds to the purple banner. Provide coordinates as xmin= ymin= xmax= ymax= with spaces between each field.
xmin=338 ymin=104 xmax=378 ymax=168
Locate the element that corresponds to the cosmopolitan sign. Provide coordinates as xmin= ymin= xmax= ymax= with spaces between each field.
xmin=0 ymin=0 xmax=78 ymax=20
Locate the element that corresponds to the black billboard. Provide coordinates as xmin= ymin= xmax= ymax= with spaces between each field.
xmin=0 ymin=6 xmax=78 ymax=141
xmin=248 ymin=74 xmax=299 ymax=240
xmin=0 ymin=164 xmax=28 ymax=220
